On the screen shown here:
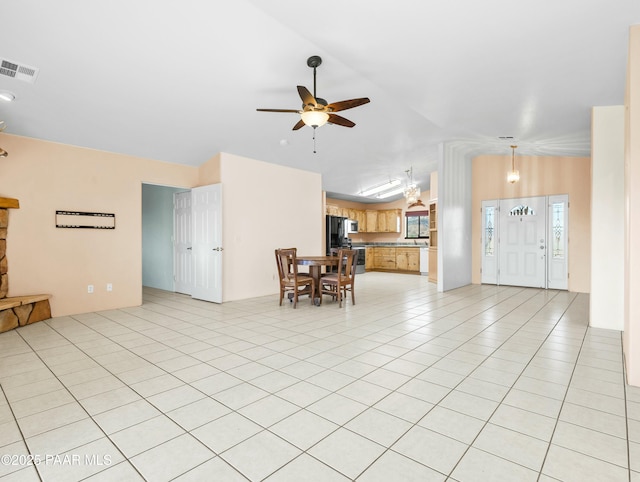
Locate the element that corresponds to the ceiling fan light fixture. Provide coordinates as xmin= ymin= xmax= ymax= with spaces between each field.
xmin=300 ymin=110 xmax=329 ymax=128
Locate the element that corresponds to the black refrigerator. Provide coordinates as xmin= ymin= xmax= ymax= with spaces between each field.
xmin=325 ymin=215 xmax=347 ymax=254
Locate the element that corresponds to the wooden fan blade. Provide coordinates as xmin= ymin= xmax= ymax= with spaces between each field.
xmin=292 ymin=119 xmax=305 ymax=130
xmin=327 ymin=97 xmax=370 ymax=112
xmin=256 ymin=108 xmax=300 ymax=113
xmin=297 ymin=86 xmax=317 ymax=107
xmin=327 ymin=114 xmax=355 ymax=128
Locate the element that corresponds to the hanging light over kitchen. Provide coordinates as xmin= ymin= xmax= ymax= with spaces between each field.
xmin=404 ymin=167 xmax=421 ymax=204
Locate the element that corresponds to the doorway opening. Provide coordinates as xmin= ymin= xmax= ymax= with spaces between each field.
xmin=142 ymin=183 xmax=223 ymax=303
xmin=481 ymin=195 xmax=568 ymax=289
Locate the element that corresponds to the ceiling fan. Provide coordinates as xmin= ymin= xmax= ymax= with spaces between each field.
xmin=257 ymin=55 xmax=370 ymax=131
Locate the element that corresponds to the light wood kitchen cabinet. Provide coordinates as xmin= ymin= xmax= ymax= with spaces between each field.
xmin=428 ymin=247 xmax=438 ymax=282
xmin=396 ymin=248 xmax=420 ymax=272
xmin=375 ymin=209 xmax=401 ymax=233
xmin=325 ymin=205 xmax=400 ymax=233
xmin=326 ymin=204 xmax=340 ymax=216
xmin=384 ymin=209 xmax=401 ymax=233
xmin=408 ymin=250 xmax=420 ymax=271
xmin=429 ymin=202 xmax=437 ymax=248
xmin=355 ymin=210 xmax=366 ymax=230
xmin=373 ymin=247 xmax=396 ymax=269
xmin=428 ymin=202 xmax=438 ymax=282
xmin=365 ymin=247 xmax=375 ymax=270
xmin=376 ymin=210 xmax=387 ymax=232
xmin=365 ymin=210 xmax=378 ymax=233
xmin=367 ymin=209 xmax=401 ymax=233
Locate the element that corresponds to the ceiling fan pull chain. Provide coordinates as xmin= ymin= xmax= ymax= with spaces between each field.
xmin=313 ymin=127 xmax=317 ymax=153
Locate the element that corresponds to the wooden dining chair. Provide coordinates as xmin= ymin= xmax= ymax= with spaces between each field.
xmin=320 ymin=249 xmax=357 ymax=308
xmin=327 ymin=247 xmax=339 ymax=273
xmin=274 ymin=248 xmax=315 ymax=308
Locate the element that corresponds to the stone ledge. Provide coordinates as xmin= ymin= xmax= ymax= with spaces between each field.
xmin=0 ymin=295 xmax=52 ymax=333
xmin=0 ymin=197 xmax=19 ymax=209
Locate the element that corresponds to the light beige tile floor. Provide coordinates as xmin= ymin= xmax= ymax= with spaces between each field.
xmin=0 ymin=272 xmax=636 ymax=481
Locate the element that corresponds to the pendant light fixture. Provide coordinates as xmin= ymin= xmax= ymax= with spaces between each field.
xmin=507 ymin=145 xmax=520 ymax=184
xmin=404 ymin=167 xmax=421 ymax=204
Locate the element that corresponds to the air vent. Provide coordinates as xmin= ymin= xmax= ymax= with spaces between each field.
xmin=498 ymin=136 xmax=514 ymax=140
xmin=0 ymin=58 xmax=39 ymax=84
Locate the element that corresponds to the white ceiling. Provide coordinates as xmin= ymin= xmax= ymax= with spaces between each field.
xmin=1 ymin=1 xmax=639 ymax=202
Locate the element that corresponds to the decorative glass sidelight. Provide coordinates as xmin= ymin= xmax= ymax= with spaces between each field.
xmin=509 ymin=204 xmax=536 ymax=216
xmin=552 ymin=202 xmax=565 ymax=258
xmin=484 ymin=206 xmax=495 ymax=256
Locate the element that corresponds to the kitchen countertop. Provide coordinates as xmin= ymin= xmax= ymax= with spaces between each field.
xmin=353 ymin=243 xmax=428 ymax=248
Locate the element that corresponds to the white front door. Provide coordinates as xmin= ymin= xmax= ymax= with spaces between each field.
xmin=174 ymin=191 xmax=192 ymax=295
xmin=191 ymin=184 xmax=223 ymax=303
xmin=481 ymin=196 xmax=569 ymax=289
xmin=498 ymin=196 xmax=547 ymax=288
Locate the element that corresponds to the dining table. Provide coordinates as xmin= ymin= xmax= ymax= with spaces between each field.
xmin=296 ymin=255 xmax=338 ymax=305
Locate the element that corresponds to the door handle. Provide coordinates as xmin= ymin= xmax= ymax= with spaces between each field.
xmin=212 ymin=247 xmax=224 ymax=251
xmin=187 ymin=247 xmax=192 ymax=250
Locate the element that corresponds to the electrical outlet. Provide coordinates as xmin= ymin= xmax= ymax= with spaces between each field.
xmin=106 ymin=283 xmax=112 ymax=292
xmin=87 ymin=284 xmax=94 ymax=294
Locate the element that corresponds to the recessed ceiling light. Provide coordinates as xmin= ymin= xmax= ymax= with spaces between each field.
xmin=0 ymin=91 xmax=16 ymax=102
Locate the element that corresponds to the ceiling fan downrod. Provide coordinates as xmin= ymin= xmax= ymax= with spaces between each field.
xmin=307 ymin=55 xmax=322 ymax=101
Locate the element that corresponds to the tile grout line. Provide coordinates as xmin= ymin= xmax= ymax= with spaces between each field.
xmin=8 ymin=327 xmax=144 ymax=481
xmin=347 ymin=288 xmax=568 ymax=479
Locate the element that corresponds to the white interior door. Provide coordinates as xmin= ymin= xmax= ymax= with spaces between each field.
xmin=498 ymin=196 xmax=547 ymax=288
xmin=174 ymin=191 xmax=192 ymax=295
xmin=191 ymin=184 xmax=223 ymax=303
xmin=481 ymin=200 xmax=499 ymax=284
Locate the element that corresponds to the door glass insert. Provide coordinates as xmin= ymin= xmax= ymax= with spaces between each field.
xmin=484 ymin=206 xmax=495 ymax=256
xmin=509 ymin=204 xmax=536 ymax=216
xmin=552 ymin=202 xmax=565 ymax=258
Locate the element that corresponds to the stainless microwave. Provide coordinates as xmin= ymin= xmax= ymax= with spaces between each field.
xmin=345 ymin=219 xmax=359 ymax=234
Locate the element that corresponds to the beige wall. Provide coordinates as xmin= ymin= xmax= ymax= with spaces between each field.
xmin=471 ymin=154 xmax=591 ymax=293
xmin=0 ymin=134 xmax=198 ymax=316
xmin=215 ymin=152 xmax=323 ymax=301
xmin=0 ymin=136 xmax=323 ymax=316
xmin=624 ymin=25 xmax=640 ymax=386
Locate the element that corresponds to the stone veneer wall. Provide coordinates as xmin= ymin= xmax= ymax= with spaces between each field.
xmin=0 ymin=201 xmax=52 ymax=333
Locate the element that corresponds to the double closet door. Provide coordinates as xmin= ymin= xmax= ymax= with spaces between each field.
xmin=481 ymin=195 xmax=568 ymax=290
xmin=174 ymin=184 xmax=223 ymax=303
